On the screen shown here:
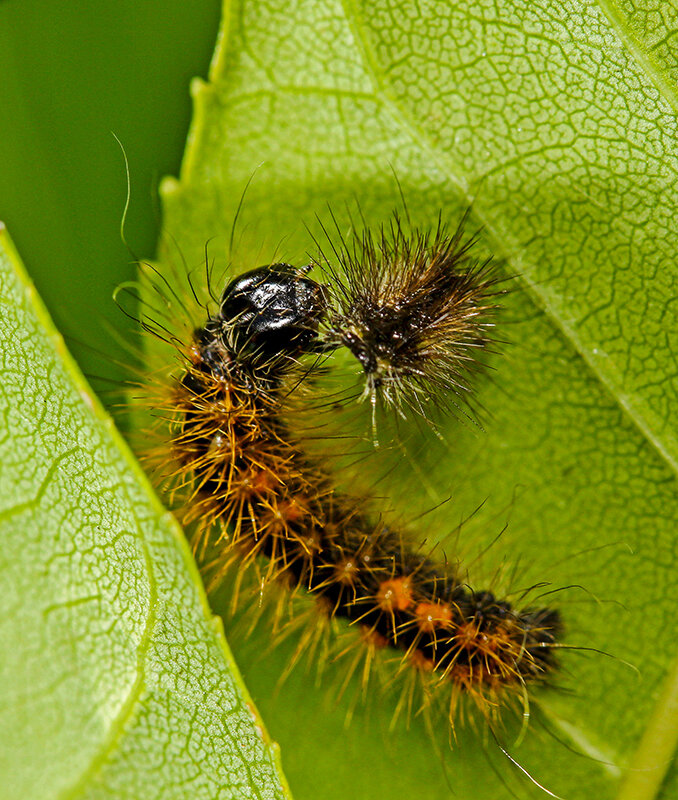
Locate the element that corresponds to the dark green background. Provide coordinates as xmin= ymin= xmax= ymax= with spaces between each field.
xmin=0 ymin=0 xmax=221 ymax=378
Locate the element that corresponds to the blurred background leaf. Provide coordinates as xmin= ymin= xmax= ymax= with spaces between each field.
xmin=0 ymin=0 xmax=220 ymax=380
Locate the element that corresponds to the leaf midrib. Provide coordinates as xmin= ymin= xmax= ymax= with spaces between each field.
xmin=595 ymin=0 xmax=678 ymax=116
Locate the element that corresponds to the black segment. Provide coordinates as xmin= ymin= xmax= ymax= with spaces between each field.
xmin=214 ymin=264 xmax=327 ymax=361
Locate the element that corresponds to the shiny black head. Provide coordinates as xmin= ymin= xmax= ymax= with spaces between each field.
xmin=206 ymin=264 xmax=327 ymax=365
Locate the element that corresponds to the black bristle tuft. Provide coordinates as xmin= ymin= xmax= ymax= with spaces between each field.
xmin=317 ymin=213 xmax=504 ymax=415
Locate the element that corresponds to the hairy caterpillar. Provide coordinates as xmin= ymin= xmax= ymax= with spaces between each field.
xmin=139 ymin=250 xmax=563 ymax=732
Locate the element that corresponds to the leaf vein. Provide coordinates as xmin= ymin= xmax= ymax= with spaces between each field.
xmin=337 ymin=0 xmax=678 ymax=481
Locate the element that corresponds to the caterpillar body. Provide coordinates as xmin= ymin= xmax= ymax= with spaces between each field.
xmin=149 ymin=257 xmax=563 ymax=722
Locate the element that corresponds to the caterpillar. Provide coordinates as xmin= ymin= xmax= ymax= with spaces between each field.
xmin=141 ymin=248 xmax=563 ymax=728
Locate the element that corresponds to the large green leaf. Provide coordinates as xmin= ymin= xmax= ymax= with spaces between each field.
xmin=151 ymin=1 xmax=678 ymax=799
xmin=0 ymin=226 xmax=290 ymax=799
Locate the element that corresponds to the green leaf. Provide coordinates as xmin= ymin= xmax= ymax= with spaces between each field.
xmin=153 ymin=1 xmax=678 ymax=799
xmin=0 ymin=225 xmax=290 ymax=799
